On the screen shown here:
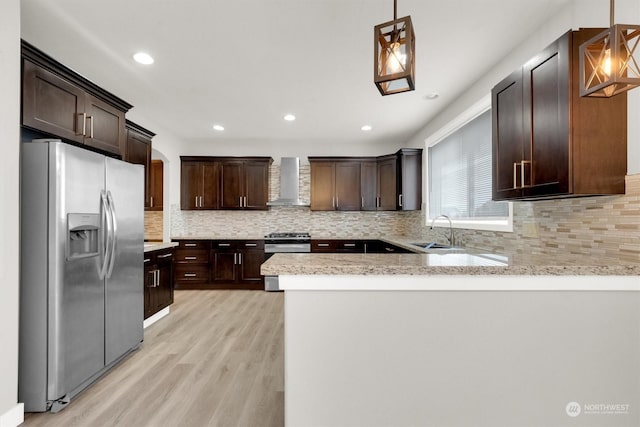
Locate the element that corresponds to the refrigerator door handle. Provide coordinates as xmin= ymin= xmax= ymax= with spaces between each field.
xmin=106 ymin=191 xmax=118 ymax=278
xmin=99 ymin=191 xmax=111 ymax=279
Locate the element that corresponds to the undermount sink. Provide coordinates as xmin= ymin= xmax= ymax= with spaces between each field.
xmin=410 ymin=242 xmax=461 ymax=251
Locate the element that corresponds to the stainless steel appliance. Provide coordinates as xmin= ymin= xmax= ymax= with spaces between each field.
xmin=264 ymin=232 xmax=311 ymax=291
xmin=266 ymin=158 xmax=309 ymax=207
xmin=19 ymin=140 xmax=144 ymax=412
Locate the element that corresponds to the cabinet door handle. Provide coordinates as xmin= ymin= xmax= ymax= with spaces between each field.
xmin=233 ymin=253 xmax=237 ymax=264
xmin=156 ymin=270 xmax=160 ymax=287
xmin=158 ymin=253 xmax=173 ymax=259
xmin=513 ymin=162 xmax=519 ymax=189
xmin=317 ymin=243 xmax=330 ymax=247
xmin=200 ymin=196 xmax=204 ymax=207
xmin=343 ymin=243 xmax=356 ymax=247
xmin=218 ymin=243 xmax=231 ymax=247
xmin=87 ymin=116 xmax=94 ymax=138
xmin=521 ymin=160 xmax=531 ymax=188
xmin=150 ymin=196 xmax=154 ymax=207
xmin=185 ymin=243 xmax=197 ymax=247
xmin=385 ymin=247 xmax=395 ymax=252
xmin=398 ymin=194 xmax=403 ymax=207
xmin=77 ymin=112 xmax=87 ymax=136
xmin=184 ymin=256 xmax=197 ymax=260
xmin=144 ymin=258 xmax=151 ymax=263
xmin=376 ymin=196 xmax=380 ymax=208
xmin=184 ymin=273 xmax=197 ymax=277
xmin=361 ymin=196 xmax=364 ymax=207
xmin=238 ymin=252 xmax=242 ymax=264
xmin=245 ymin=243 xmax=257 ymax=247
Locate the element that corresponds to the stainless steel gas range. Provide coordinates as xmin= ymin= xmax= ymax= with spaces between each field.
xmin=264 ymin=232 xmax=311 ymax=291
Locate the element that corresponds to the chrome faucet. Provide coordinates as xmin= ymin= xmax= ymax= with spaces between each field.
xmin=430 ymin=214 xmax=454 ymax=246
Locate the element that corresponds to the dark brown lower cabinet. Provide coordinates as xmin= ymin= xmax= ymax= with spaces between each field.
xmin=211 ymin=240 xmax=265 ymax=290
xmin=173 ymin=240 xmax=211 ymax=289
xmin=144 ymin=248 xmax=174 ymax=320
xmin=311 ymin=239 xmax=365 ymax=253
xmin=173 ymin=239 xmax=264 ymax=290
xmin=311 ymin=239 xmax=412 ymax=254
xmin=363 ymin=240 xmax=412 ymax=254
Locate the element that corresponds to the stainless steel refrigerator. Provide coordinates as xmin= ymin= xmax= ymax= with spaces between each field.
xmin=19 ymin=140 xmax=144 ymax=412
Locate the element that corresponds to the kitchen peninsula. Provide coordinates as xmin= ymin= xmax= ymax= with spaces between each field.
xmin=262 ymin=250 xmax=640 ymax=427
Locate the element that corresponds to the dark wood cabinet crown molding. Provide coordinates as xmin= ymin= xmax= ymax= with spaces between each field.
xmin=125 ymin=120 xmax=156 ymax=139
xmin=21 ymin=40 xmax=133 ymax=113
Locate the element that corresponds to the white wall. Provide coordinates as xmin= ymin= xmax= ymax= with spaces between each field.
xmin=405 ymin=0 xmax=640 ymax=174
xmin=0 ymin=0 xmax=23 ymax=425
xmin=128 ymin=110 xmax=400 ymax=209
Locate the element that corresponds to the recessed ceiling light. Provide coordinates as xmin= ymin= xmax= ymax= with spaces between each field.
xmin=213 ymin=124 xmax=225 ymax=131
xmin=424 ymin=92 xmax=439 ymax=100
xmin=361 ymin=125 xmax=372 ymax=131
xmin=283 ymin=114 xmax=296 ymax=121
xmin=133 ymin=52 xmax=154 ymax=65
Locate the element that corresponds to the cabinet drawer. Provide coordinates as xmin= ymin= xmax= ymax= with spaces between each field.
xmin=311 ymin=240 xmax=336 ymax=252
xmin=154 ymin=249 xmax=174 ymax=263
xmin=174 ymin=265 xmax=210 ymax=282
xmin=176 ymin=240 xmax=210 ymax=250
xmin=241 ymin=240 xmax=264 ymax=250
xmin=211 ymin=241 xmax=237 ymax=250
xmin=335 ymin=240 xmax=364 ymax=253
xmin=174 ymin=249 xmax=209 ymax=263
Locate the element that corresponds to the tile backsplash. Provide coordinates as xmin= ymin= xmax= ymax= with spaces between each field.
xmin=406 ymin=174 xmax=640 ymax=262
xmin=168 ymin=163 xmax=639 ymax=262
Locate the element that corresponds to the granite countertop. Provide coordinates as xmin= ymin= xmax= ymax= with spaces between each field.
xmin=261 ymin=251 xmax=640 ymax=277
xmin=144 ymin=242 xmax=179 ymax=252
xmin=169 ymin=234 xmax=640 ymax=276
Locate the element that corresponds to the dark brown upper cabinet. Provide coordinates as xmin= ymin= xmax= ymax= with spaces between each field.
xmin=309 ymin=159 xmax=365 ymax=211
xmin=309 ymin=149 xmax=422 ymax=212
xmin=149 ymin=160 xmax=164 ymax=211
xmin=180 ymin=157 xmax=272 ymax=211
xmin=124 ymin=120 xmax=155 ymax=210
xmin=492 ymin=29 xmax=627 ymax=201
xmin=219 ymin=158 xmax=272 ymax=210
xmin=21 ymin=41 xmax=131 ymax=158
xmin=180 ymin=158 xmax=220 ymax=210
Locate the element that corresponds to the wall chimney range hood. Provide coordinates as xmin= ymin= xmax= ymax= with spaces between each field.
xmin=267 ymin=157 xmax=309 ymax=207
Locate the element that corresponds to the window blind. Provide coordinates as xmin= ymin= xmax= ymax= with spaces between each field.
xmin=428 ymin=110 xmax=509 ymax=220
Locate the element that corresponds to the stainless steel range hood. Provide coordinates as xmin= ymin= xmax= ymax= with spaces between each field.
xmin=267 ymin=157 xmax=309 ymax=207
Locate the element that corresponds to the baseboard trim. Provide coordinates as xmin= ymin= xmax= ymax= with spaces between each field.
xmin=143 ymin=306 xmax=170 ymax=329
xmin=0 ymin=403 xmax=24 ymax=427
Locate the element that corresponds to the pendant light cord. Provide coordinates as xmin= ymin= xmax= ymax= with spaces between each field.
xmin=394 ymin=0 xmax=397 ymax=20
xmin=610 ymin=0 xmax=614 ymax=26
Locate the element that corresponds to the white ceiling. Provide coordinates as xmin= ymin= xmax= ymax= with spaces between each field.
xmin=20 ymin=0 xmax=571 ymax=148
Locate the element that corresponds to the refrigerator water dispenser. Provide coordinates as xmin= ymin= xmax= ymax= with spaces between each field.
xmin=67 ymin=213 xmax=100 ymax=260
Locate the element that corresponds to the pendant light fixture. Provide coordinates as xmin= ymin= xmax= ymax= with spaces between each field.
xmin=374 ymin=0 xmax=415 ymax=96
xmin=579 ymin=0 xmax=640 ymax=97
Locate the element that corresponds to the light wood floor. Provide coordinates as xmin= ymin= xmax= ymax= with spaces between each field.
xmin=23 ymin=290 xmax=284 ymax=427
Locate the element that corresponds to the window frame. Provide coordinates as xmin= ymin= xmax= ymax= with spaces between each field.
xmin=424 ymin=94 xmax=513 ymax=233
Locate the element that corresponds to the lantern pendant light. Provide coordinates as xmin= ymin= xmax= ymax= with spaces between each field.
xmin=374 ymin=0 xmax=416 ymax=96
xmin=579 ymin=0 xmax=640 ymax=97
